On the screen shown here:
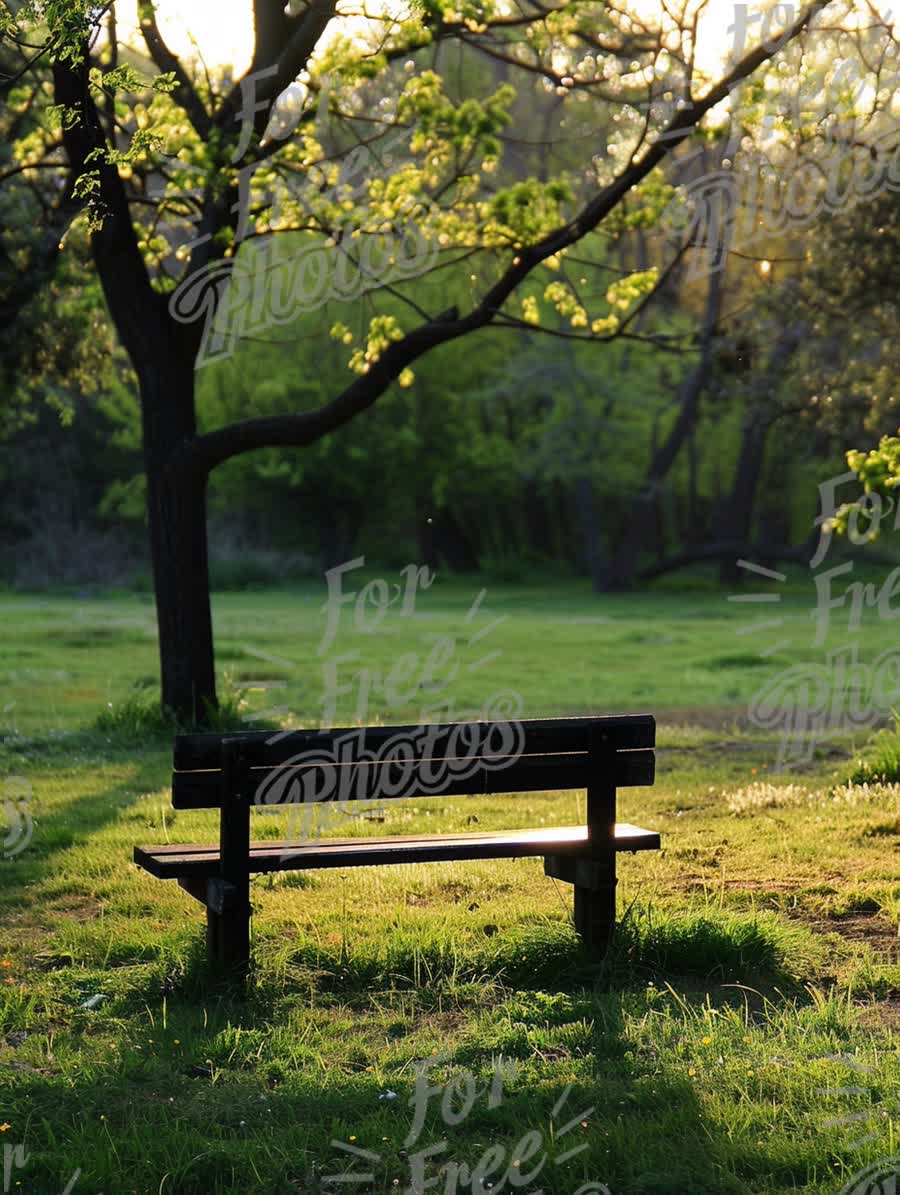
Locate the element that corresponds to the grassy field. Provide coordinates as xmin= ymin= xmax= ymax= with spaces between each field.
xmin=0 ymin=569 xmax=898 ymax=1194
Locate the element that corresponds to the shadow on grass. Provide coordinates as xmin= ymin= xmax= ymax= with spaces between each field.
xmin=3 ymin=889 xmax=856 ymax=1194
xmin=0 ymin=971 xmax=768 ymax=1195
xmin=0 ymin=737 xmax=171 ymax=911
xmin=37 ymin=893 xmax=819 ymax=1018
xmin=0 ymin=1071 xmax=738 ymax=1194
xmin=236 ymin=902 xmax=817 ymax=1005
xmin=2 ymin=978 xmax=827 ymax=1195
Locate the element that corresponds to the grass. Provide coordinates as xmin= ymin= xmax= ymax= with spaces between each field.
xmin=850 ymin=721 xmax=900 ymax=784
xmin=0 ymin=569 xmax=898 ymax=1194
xmin=3 ymin=558 xmax=900 ymax=736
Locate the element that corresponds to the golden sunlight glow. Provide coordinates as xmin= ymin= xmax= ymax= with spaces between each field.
xmin=116 ymin=1 xmax=253 ymax=73
xmin=115 ymin=0 xmax=784 ymax=78
xmin=115 ymin=0 xmax=400 ymax=74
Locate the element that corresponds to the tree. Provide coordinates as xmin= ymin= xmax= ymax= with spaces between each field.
xmin=4 ymin=0 xmax=831 ymax=720
xmin=0 ymin=8 xmax=87 ymax=435
xmin=768 ymin=152 xmax=900 ymax=542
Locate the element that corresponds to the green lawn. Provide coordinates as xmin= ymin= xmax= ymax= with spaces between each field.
xmin=5 ymin=561 xmax=900 ymax=734
xmin=0 ymin=573 xmax=898 ymax=1194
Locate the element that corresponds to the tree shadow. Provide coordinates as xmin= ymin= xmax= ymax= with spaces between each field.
xmin=3 ymin=976 xmax=823 ymax=1195
xmin=0 ymin=734 xmax=172 ymax=917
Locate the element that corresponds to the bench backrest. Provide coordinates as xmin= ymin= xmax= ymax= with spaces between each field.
xmin=171 ymin=714 xmax=655 ymax=810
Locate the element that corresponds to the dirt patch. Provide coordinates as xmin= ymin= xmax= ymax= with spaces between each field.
xmin=654 ymin=707 xmax=751 ymax=731
xmin=671 ymin=876 xmax=798 ymax=897
xmin=857 ymin=992 xmax=900 ymax=1030
xmin=720 ymin=879 xmax=799 ymax=894
xmin=45 ymin=898 xmax=101 ymax=922
xmin=805 ymin=911 xmax=899 ymax=956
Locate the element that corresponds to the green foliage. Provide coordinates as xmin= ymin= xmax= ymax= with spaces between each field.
xmin=4 ymin=0 xmax=890 ymax=594
xmin=848 ymin=717 xmax=900 ymax=784
xmin=93 ymin=691 xmax=181 ymax=739
xmin=208 ymin=550 xmax=316 ymax=591
xmin=830 ymin=435 xmax=900 ymax=540
xmin=18 ymin=0 xmax=100 ymax=65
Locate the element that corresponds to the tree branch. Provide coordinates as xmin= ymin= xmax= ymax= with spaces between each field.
xmin=637 ymin=540 xmax=811 ymax=582
xmin=138 ymin=1 xmax=212 ymax=139
xmin=52 ymin=47 xmax=174 ymax=370
xmin=187 ymin=0 xmax=826 ymax=475
xmin=215 ymin=0 xmax=337 ymax=148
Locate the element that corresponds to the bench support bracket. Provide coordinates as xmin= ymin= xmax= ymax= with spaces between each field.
xmin=177 ymin=878 xmax=207 ymax=905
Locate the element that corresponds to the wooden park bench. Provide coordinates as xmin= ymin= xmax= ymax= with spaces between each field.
xmin=134 ymin=714 xmax=659 ymax=979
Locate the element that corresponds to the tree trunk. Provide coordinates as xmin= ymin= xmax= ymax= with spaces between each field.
xmin=523 ymin=479 xmax=553 ymax=559
xmin=137 ymin=335 xmax=217 ymax=723
xmin=573 ymin=476 xmax=609 ymax=592
xmin=51 ymin=52 xmax=217 ymax=724
xmin=718 ymin=410 xmax=768 ymax=584
xmin=717 ymin=322 xmax=806 ymax=584
xmin=425 ymin=507 xmax=480 ymax=572
xmin=607 ymin=266 xmax=724 ymax=590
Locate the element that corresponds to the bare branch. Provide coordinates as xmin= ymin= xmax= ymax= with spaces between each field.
xmin=138 ymin=1 xmax=212 ymax=139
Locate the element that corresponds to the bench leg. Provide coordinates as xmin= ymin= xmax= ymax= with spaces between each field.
xmin=214 ymin=741 xmax=252 ymax=985
xmin=207 ymin=905 xmax=222 ymax=968
xmin=204 ymin=875 xmax=251 ymax=981
xmin=219 ymin=896 xmax=251 ymax=978
xmin=544 ymin=853 xmax=618 ymax=953
xmin=176 ymin=877 xmax=248 ymax=978
xmin=578 ymin=737 xmax=618 ymax=954
xmin=573 ymin=856 xmax=617 ymax=951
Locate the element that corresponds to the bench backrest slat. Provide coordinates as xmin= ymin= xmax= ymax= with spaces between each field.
xmin=174 ymin=713 xmax=654 ymax=771
xmin=171 ymin=714 xmax=655 ymax=811
xmin=172 ymin=748 xmax=654 ymax=810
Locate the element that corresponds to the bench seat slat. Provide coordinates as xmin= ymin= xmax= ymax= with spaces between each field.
xmin=135 ymin=823 xmax=661 ymax=880
xmin=174 ymin=714 xmax=655 ymax=771
xmin=171 ymin=749 xmax=655 ymax=810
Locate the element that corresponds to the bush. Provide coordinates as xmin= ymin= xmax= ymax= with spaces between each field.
xmin=479 ymin=554 xmax=529 ymax=584
xmin=849 ymin=717 xmax=900 ymax=783
xmin=207 ymin=542 xmax=317 ymax=591
xmin=208 ymin=553 xmax=282 ymax=591
xmin=8 ymin=504 xmax=141 ymax=588
xmin=93 ymin=676 xmax=278 ymax=738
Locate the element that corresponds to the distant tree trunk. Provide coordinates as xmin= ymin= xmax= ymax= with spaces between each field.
xmin=757 ymin=434 xmax=795 ymax=568
xmin=426 ymin=507 xmax=480 ymax=572
xmin=523 ymin=479 xmax=553 ymax=559
xmin=718 ymin=408 xmax=769 ymax=583
xmin=573 ymin=476 xmax=609 ymax=592
xmin=550 ymin=480 xmax=581 ymax=570
xmin=637 ymin=538 xmax=809 ymax=582
xmin=718 ymin=320 xmax=806 ymax=583
xmin=608 ymin=266 xmax=723 ymax=589
xmin=687 ymin=423 xmax=702 ymax=539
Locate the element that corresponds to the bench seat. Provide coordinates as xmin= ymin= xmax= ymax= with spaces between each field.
xmin=135 ymin=822 xmax=661 ymax=881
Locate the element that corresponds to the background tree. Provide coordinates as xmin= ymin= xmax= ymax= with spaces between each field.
xmin=2 ymin=0 xmax=843 ymax=719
